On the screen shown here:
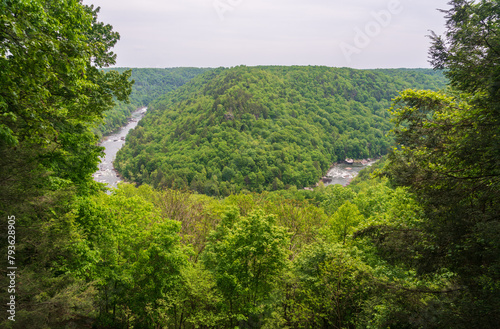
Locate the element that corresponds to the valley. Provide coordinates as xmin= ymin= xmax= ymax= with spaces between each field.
xmin=3 ymin=1 xmax=498 ymax=327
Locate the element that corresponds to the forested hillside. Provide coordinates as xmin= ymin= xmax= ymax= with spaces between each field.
xmin=96 ymin=67 xmax=210 ymax=136
xmin=115 ymin=66 xmax=446 ymax=195
xmin=2 ymin=0 xmax=498 ymax=328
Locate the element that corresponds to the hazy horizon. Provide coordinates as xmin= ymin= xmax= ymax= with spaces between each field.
xmin=106 ymin=64 xmax=441 ymax=69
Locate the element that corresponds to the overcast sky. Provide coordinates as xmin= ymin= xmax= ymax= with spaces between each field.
xmin=83 ymin=0 xmax=451 ymax=69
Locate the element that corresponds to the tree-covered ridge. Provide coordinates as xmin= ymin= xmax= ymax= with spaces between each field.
xmin=115 ymin=66 xmax=447 ymax=195
xmin=109 ymin=67 xmax=212 ymax=106
xmin=2 ymin=0 xmax=498 ymax=327
xmin=96 ymin=67 xmax=211 ymax=136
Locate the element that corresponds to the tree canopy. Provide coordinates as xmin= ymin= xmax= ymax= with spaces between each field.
xmin=385 ymin=0 xmax=500 ymax=326
xmin=0 ymin=1 xmax=132 ymax=326
xmin=115 ymin=66 xmax=446 ymax=196
xmin=0 ymin=0 xmax=133 ymax=200
xmin=0 ymin=0 xmax=131 ymax=148
xmin=96 ymin=68 xmax=211 ymax=136
xmin=1 ymin=0 xmax=498 ymax=328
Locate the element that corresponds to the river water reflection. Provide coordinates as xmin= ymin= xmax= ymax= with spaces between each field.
xmin=93 ymin=108 xmax=147 ymax=189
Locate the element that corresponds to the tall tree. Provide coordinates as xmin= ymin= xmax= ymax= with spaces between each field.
xmin=202 ymin=207 xmax=289 ymax=327
xmin=0 ymin=1 xmax=132 ymax=327
xmin=386 ymin=0 xmax=500 ymax=326
xmin=0 ymin=0 xmax=132 ymax=202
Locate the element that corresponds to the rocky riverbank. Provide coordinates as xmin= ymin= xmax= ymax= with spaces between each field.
xmin=314 ymin=158 xmax=378 ymax=188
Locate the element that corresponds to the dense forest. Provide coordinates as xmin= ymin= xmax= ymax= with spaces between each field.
xmin=96 ymin=68 xmax=211 ymax=136
xmin=1 ymin=0 xmax=499 ymax=329
xmin=115 ymin=66 xmax=446 ymax=195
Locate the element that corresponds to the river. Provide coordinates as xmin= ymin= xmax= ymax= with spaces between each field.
xmin=93 ymin=107 xmax=374 ymax=189
xmin=92 ymin=107 xmax=147 ymax=188
xmin=321 ymin=160 xmax=377 ymax=187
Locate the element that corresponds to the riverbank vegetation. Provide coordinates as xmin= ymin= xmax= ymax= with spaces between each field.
xmin=1 ymin=0 xmax=498 ymax=328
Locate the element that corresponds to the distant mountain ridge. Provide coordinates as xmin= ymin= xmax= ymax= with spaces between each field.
xmin=115 ymin=66 xmax=447 ymax=195
xmin=96 ymin=67 xmax=211 ymax=136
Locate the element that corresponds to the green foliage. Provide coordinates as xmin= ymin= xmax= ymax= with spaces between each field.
xmin=0 ymin=0 xmax=132 ymax=204
xmin=115 ymin=66 xmax=447 ymax=195
xmin=383 ymin=1 xmax=500 ymax=326
xmin=320 ymin=184 xmax=357 ymax=216
xmin=202 ymin=208 xmax=289 ymax=327
xmin=0 ymin=0 xmax=131 ymax=148
xmin=327 ymin=201 xmax=364 ymax=245
xmin=112 ymin=67 xmax=213 ymax=107
xmin=96 ymin=68 xmax=211 ymax=136
xmin=3 ymin=0 xmax=495 ymax=326
xmin=0 ymin=0 xmax=132 ymax=327
xmin=349 ymin=155 xmax=387 ymax=188
xmin=1 ymin=169 xmax=442 ymax=329
xmin=289 ymin=242 xmax=375 ymax=329
xmin=96 ymin=101 xmax=137 ymax=136
xmin=73 ymin=187 xmax=192 ymax=328
xmin=386 ymin=89 xmax=500 ymax=325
